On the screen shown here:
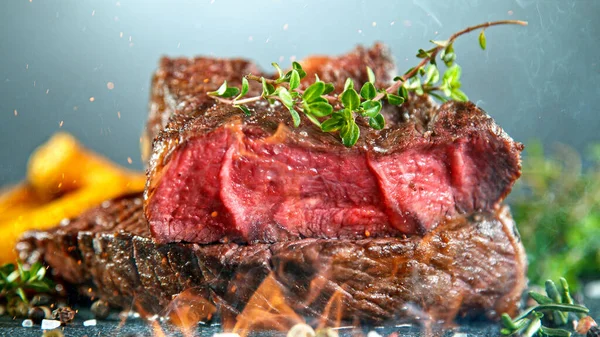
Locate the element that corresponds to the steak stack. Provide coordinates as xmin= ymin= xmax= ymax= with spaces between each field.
xmin=17 ymin=44 xmax=527 ymax=323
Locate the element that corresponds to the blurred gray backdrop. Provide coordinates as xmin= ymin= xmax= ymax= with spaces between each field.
xmin=1 ymin=0 xmax=599 ymax=185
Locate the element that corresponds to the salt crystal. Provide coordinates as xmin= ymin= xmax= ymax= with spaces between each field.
xmin=452 ymin=333 xmax=468 ymax=337
xmin=83 ymin=319 xmax=97 ymax=326
xmin=21 ymin=319 xmax=33 ymax=327
xmin=367 ymin=332 xmax=382 ymax=337
xmin=41 ymin=319 xmax=61 ymax=330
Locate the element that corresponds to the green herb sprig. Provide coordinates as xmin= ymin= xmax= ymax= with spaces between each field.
xmin=501 ymin=278 xmax=589 ymax=337
xmin=209 ymin=20 xmax=527 ymax=147
xmin=0 ymin=261 xmax=53 ymax=304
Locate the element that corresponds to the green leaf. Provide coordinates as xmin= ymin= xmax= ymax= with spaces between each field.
xmin=500 ymin=328 xmax=512 ymax=336
xmin=221 ymin=87 xmax=240 ymax=98
xmin=450 ymin=89 xmax=468 ymax=102
xmin=261 ymin=77 xmax=275 ymax=97
xmin=424 ymin=64 xmax=440 ymax=85
xmin=501 ymin=313 xmax=517 ymax=330
xmin=17 ymin=261 xmax=27 ymax=281
xmin=25 ymin=280 xmax=51 ymax=293
xmin=430 ymin=40 xmax=448 ymax=47
xmin=321 ymin=115 xmax=345 ymax=132
xmin=399 ymin=86 xmax=409 ymax=100
xmin=514 ymin=304 xmax=589 ymax=322
xmin=212 ymin=81 xmax=228 ymax=96
xmin=340 ymin=120 xmax=360 ymax=147
xmin=289 ymin=70 xmax=301 ymax=90
xmin=529 ymin=291 xmax=554 ymax=305
xmin=304 ymin=112 xmax=322 ymax=127
xmin=559 ymin=278 xmax=574 ymax=304
xmin=479 ymin=30 xmax=487 ymax=50
xmin=443 ymin=64 xmax=462 ymax=87
xmin=442 ymin=51 xmax=456 ymax=66
xmin=344 ymin=78 xmax=354 ymax=91
xmin=523 ymin=316 xmax=541 ymax=337
xmin=404 ymin=77 xmax=424 ymax=95
xmin=292 ymin=61 xmax=306 ymax=79
xmin=278 ymin=87 xmax=294 ymax=108
xmin=236 ymin=77 xmax=249 ymax=100
xmin=323 ymin=83 xmax=335 ymax=95
xmin=32 ymin=263 xmax=45 ymax=281
xmin=360 ymin=82 xmax=376 ymax=100
xmin=306 ymin=102 xmax=333 ymax=117
xmin=361 ymin=100 xmax=382 ymax=118
xmin=368 ymin=114 xmax=385 ymax=130
xmin=387 ymin=94 xmax=405 ymax=106
xmin=16 ymin=287 xmax=27 ymax=303
xmin=303 ymin=81 xmax=325 ymax=102
xmin=416 ymin=49 xmax=430 ymax=58
xmin=539 ymin=327 xmax=572 ymax=337
xmin=272 ymin=62 xmax=284 ymax=79
xmin=366 ymin=66 xmax=376 ymax=83
xmin=428 ymin=92 xmax=448 ymax=103
xmin=340 ymin=88 xmax=360 ymax=110
xmin=6 ymin=270 xmax=19 ymax=284
xmin=236 ymin=105 xmax=251 ymax=116
xmin=288 ymin=107 xmax=301 ymax=127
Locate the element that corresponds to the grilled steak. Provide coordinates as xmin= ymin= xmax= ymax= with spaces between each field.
xmin=144 ymin=44 xmax=523 ymax=244
xmin=17 ymin=194 xmax=527 ymax=323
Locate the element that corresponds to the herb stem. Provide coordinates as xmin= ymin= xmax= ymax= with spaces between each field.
xmin=373 ymin=20 xmax=527 ymax=102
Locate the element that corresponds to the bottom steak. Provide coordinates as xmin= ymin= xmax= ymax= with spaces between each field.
xmin=17 ymin=194 xmax=526 ymax=323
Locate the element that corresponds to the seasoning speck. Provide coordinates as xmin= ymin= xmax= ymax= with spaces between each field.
xmin=127 ymin=157 xmax=132 ymax=164
xmin=59 ymin=121 xmax=63 ymax=127
xmin=119 ymin=32 xmax=123 ymax=38
xmin=107 ymin=82 xmax=114 ymax=90
xmin=117 ymin=111 xmax=121 ymax=119
xmin=89 ymin=97 xmax=95 ymax=102
xmin=372 ymin=21 xmax=377 ymax=27
xmin=13 ymin=109 xmax=17 ymax=116
xmin=283 ymin=23 xmax=289 ymax=30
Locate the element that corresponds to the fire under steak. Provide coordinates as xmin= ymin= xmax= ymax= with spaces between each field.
xmin=17 ymin=194 xmax=527 ymax=323
xmin=144 ymin=44 xmax=523 ymax=245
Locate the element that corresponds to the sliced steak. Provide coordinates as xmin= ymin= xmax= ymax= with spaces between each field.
xmin=144 ymin=44 xmax=522 ymax=244
xmin=17 ymin=194 xmax=527 ymax=323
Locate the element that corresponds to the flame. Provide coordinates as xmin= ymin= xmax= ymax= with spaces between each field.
xmin=317 ymin=286 xmax=346 ymax=330
xmin=163 ymin=287 xmax=217 ymax=337
xmin=151 ymin=321 xmax=167 ymax=337
xmin=231 ymin=273 xmax=304 ymax=336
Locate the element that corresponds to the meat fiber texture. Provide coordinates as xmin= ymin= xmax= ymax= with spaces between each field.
xmin=17 ymin=194 xmax=527 ymax=323
xmin=144 ymin=44 xmax=523 ymax=245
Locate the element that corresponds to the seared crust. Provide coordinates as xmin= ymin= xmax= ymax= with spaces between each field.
xmin=18 ymin=194 xmax=526 ymax=323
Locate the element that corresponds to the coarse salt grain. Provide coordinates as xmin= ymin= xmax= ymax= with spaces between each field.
xmin=41 ymin=319 xmax=61 ymax=330
xmin=367 ymin=332 xmax=382 ymax=337
xmin=22 ymin=319 xmax=33 ymax=327
xmin=83 ymin=319 xmax=97 ymax=326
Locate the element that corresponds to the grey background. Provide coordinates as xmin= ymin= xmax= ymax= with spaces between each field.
xmin=1 ymin=0 xmax=598 ymax=186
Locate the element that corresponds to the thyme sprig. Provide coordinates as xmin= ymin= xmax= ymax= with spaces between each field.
xmin=208 ymin=20 xmax=527 ymax=147
xmin=501 ymin=278 xmax=589 ymax=337
xmin=0 ymin=261 xmax=53 ymax=304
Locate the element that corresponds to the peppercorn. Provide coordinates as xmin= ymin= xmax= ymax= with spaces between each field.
xmin=52 ymin=306 xmax=76 ymax=325
xmin=7 ymin=297 xmax=28 ymax=317
xmin=90 ymin=299 xmax=110 ymax=319
xmin=589 ymin=326 xmax=600 ymax=337
xmin=28 ymin=306 xmax=51 ymax=324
